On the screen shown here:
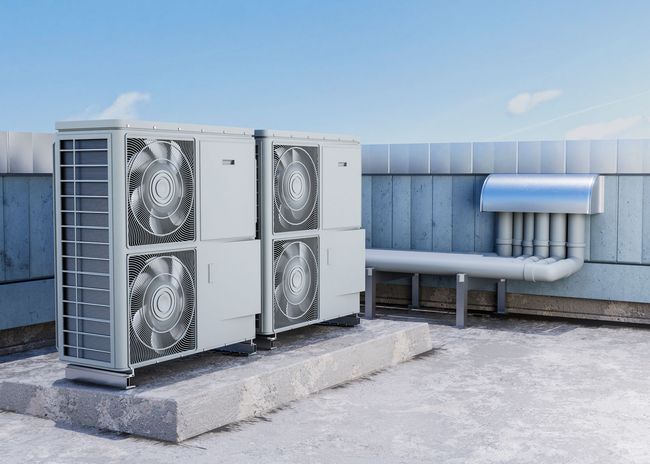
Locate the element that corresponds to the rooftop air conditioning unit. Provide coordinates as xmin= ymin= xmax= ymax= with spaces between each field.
xmin=255 ymin=130 xmax=365 ymax=343
xmin=54 ymin=120 xmax=260 ymax=388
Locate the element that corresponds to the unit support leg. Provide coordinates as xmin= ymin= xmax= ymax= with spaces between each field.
xmin=254 ymin=335 xmax=277 ymax=351
xmin=497 ymin=279 xmax=507 ymax=315
xmin=456 ymin=273 xmax=468 ymax=329
xmin=409 ymin=273 xmax=420 ymax=309
xmin=364 ymin=267 xmax=377 ymax=320
xmin=320 ymin=314 xmax=360 ymax=327
xmin=218 ymin=340 xmax=257 ymax=356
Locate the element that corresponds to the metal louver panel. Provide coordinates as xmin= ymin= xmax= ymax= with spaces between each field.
xmin=128 ymin=249 xmax=196 ymax=365
xmin=127 ymin=138 xmax=195 ymax=246
xmin=58 ymin=138 xmax=112 ymax=364
xmin=273 ymin=237 xmax=319 ymax=329
xmin=273 ymin=145 xmax=319 ymax=233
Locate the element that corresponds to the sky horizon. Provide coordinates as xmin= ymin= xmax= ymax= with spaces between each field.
xmin=1 ymin=0 xmax=650 ymax=143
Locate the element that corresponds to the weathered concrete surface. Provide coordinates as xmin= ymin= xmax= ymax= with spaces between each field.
xmin=1 ymin=315 xmax=649 ymax=463
xmin=0 ymin=321 xmax=55 ymax=355
xmin=0 ymin=319 xmax=432 ymax=442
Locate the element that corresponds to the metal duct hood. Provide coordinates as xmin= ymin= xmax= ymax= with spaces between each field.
xmin=480 ymin=174 xmax=604 ymax=214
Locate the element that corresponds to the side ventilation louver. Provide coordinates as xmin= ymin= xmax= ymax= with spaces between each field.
xmin=59 ymin=138 xmax=112 ymax=364
xmin=127 ymin=138 xmax=195 ymax=246
xmin=272 ymin=237 xmax=319 ymax=329
xmin=128 ymin=249 xmax=196 ymax=364
xmin=273 ymin=144 xmax=319 ymax=233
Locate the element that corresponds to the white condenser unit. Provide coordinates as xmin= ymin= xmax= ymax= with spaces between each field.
xmin=54 ymin=120 xmax=260 ymax=387
xmin=255 ymin=130 xmax=365 ymax=339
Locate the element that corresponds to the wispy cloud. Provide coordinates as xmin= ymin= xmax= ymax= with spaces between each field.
xmin=70 ymin=92 xmax=151 ymax=120
xmin=92 ymin=92 xmax=150 ymax=119
xmin=507 ymin=89 xmax=562 ymax=115
xmin=565 ymin=115 xmax=648 ymax=139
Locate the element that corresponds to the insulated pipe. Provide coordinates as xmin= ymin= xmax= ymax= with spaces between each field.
xmin=567 ymin=214 xmax=587 ymax=260
xmin=522 ymin=213 xmax=535 ymax=255
xmin=534 ymin=213 xmax=550 ymax=258
xmin=365 ymin=247 xmax=585 ymax=283
xmin=496 ymin=212 xmax=513 ymax=257
xmin=550 ymin=213 xmax=567 ymax=258
xmin=512 ymin=213 xmax=523 ymax=256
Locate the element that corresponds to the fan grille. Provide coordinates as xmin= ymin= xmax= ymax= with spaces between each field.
xmin=127 ymin=138 xmax=195 ymax=246
xmin=128 ymin=249 xmax=196 ymax=365
xmin=272 ymin=237 xmax=319 ymax=329
xmin=273 ymin=145 xmax=319 ymax=233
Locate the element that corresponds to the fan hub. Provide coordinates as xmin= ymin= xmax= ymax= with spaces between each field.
xmin=288 ymin=171 xmax=305 ymax=200
xmin=288 ymin=267 xmax=305 ymax=294
xmin=150 ymin=171 xmax=175 ymax=207
xmin=152 ymin=286 xmax=176 ymax=321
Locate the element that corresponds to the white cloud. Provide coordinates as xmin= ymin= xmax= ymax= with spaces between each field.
xmin=565 ymin=115 xmax=647 ymax=139
xmin=507 ymin=89 xmax=562 ymax=115
xmin=91 ymin=92 xmax=150 ymax=119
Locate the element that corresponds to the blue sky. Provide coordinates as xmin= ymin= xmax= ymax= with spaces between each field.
xmin=1 ymin=0 xmax=649 ymax=143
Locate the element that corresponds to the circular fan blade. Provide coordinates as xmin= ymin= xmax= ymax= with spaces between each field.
xmin=128 ymin=140 xmax=194 ymax=238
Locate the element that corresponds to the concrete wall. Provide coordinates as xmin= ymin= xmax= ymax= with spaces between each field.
xmin=362 ymin=139 xmax=650 ymax=310
xmin=0 ymin=132 xmax=55 ymax=331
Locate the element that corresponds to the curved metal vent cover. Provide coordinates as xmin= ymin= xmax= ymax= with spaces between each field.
xmin=273 ymin=145 xmax=319 ymax=233
xmin=128 ymin=250 xmax=196 ymax=365
xmin=127 ymin=138 xmax=195 ymax=246
xmin=273 ymin=237 xmax=319 ymax=329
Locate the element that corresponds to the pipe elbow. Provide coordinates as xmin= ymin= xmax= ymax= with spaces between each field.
xmin=523 ymin=257 xmax=584 ymax=282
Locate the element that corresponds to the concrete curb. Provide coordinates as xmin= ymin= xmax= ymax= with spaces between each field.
xmin=0 ymin=319 xmax=432 ymax=442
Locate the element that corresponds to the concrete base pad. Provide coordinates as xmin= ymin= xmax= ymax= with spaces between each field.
xmin=0 ymin=319 xmax=431 ymax=442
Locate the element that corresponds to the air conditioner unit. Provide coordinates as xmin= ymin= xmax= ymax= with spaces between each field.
xmin=255 ymin=130 xmax=365 ymax=340
xmin=54 ymin=120 xmax=260 ymax=387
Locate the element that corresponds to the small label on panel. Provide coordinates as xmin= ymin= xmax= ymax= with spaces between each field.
xmin=222 ymin=159 xmax=235 ymax=165
xmin=338 ymin=161 xmax=348 ymax=167
xmin=208 ymin=263 xmax=217 ymax=283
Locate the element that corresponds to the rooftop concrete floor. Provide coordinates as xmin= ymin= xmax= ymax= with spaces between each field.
xmin=2 ymin=313 xmax=650 ymax=463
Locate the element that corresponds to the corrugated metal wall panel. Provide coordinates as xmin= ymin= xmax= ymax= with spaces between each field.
xmin=3 ymin=178 xmax=30 ymax=281
xmin=589 ymin=176 xmax=618 ymax=262
xmin=362 ymin=176 xmax=373 ymax=248
xmin=431 ymin=176 xmax=453 ymax=252
xmin=29 ymin=177 xmax=54 ymax=278
xmin=371 ymin=176 xmax=392 ymax=248
xmin=362 ymin=144 xmax=389 ymax=174
xmin=644 ymin=177 xmax=650 ymax=264
xmin=391 ymin=176 xmax=411 ymax=249
xmin=0 ymin=279 xmax=55 ymax=330
xmin=411 ymin=177 xmax=433 ymax=251
xmin=451 ymin=176 xmax=475 ymax=252
xmin=429 ymin=143 xmax=451 ymax=174
xmin=617 ymin=176 xmax=644 ymax=264
xmin=390 ymin=143 xmax=429 ymax=174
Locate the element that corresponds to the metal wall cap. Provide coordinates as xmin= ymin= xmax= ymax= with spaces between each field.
xmin=55 ymin=119 xmax=253 ymax=136
xmin=254 ymin=129 xmax=358 ymax=143
xmin=480 ymin=174 xmax=604 ymax=214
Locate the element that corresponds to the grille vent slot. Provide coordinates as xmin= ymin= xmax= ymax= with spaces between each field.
xmin=126 ymin=138 xmax=196 ymax=246
xmin=128 ymin=249 xmax=196 ymax=365
xmin=59 ymin=138 xmax=112 ymax=364
xmin=273 ymin=144 xmax=319 ymax=233
xmin=272 ymin=237 xmax=319 ymax=329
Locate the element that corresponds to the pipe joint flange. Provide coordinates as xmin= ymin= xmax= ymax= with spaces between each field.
xmin=533 ymin=240 xmax=550 ymax=247
xmin=495 ymin=238 xmax=513 ymax=245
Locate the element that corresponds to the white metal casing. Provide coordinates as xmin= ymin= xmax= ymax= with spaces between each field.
xmin=54 ymin=120 xmax=260 ymax=373
xmin=255 ymin=130 xmax=364 ymax=336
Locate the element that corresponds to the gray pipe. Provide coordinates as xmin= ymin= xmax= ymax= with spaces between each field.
xmin=567 ymin=214 xmax=587 ymax=260
xmin=366 ymin=247 xmax=584 ymax=283
xmin=550 ymin=213 xmax=567 ymax=258
xmin=522 ymin=213 xmax=535 ymax=255
xmin=512 ymin=213 xmax=523 ymax=256
xmin=496 ymin=212 xmax=513 ymax=257
xmin=534 ymin=213 xmax=550 ymax=258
